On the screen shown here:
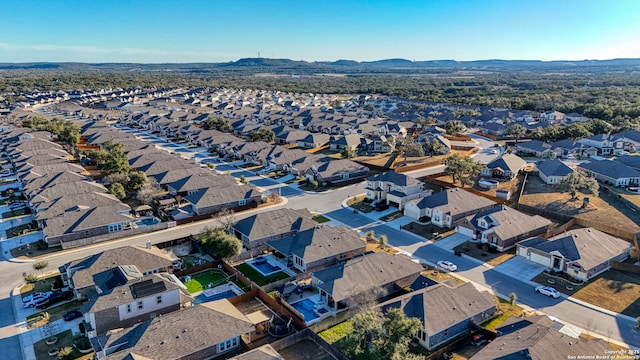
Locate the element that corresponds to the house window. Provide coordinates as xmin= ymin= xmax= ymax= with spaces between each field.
xmin=108 ymin=223 xmax=123 ymax=233
xmin=156 ymin=295 xmax=162 ymax=304
xmin=219 ymin=337 xmax=238 ymax=352
xmin=138 ymin=301 xmax=144 ymax=310
xmin=126 ymin=304 xmax=131 ymax=313
xmin=238 ymin=199 xmax=246 ymax=206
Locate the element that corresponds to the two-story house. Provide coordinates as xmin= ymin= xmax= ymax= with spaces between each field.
xmin=404 ymin=188 xmax=496 ymax=227
xmin=365 ymin=172 xmax=429 ymax=210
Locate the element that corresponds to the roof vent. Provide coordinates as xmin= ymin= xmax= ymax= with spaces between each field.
xmin=160 ymin=341 xmax=166 ymax=345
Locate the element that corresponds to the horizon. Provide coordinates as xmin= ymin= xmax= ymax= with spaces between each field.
xmin=1 ymin=0 xmax=639 ymax=63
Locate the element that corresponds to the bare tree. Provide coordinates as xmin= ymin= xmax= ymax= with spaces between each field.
xmin=214 ymin=208 xmax=236 ymax=231
xmin=348 ymin=285 xmax=386 ymax=311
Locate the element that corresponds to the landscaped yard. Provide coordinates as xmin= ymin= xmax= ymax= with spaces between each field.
xmin=2 ymin=207 xmax=32 ymax=220
xmin=11 ymin=240 xmax=57 ymax=259
xmin=235 ymin=263 xmax=290 ymax=287
xmin=346 ymin=195 xmax=374 ymax=213
xmin=481 ymin=296 xmax=525 ymax=331
xmin=422 ymin=268 xmax=464 ymax=285
xmin=453 ymin=241 xmax=516 ymax=267
xmin=318 ymin=320 xmax=353 ymax=345
xmin=5 ymin=220 xmax=39 ymax=238
xmin=312 ymin=214 xmax=330 ymax=223
xmin=21 ymin=273 xmax=63 ymax=296
xmin=379 ymin=210 xmax=404 ymax=222
xmin=401 ymin=222 xmax=454 ymax=240
xmin=183 ymin=269 xmax=230 ymax=294
xmin=33 ymin=330 xmax=93 ymax=360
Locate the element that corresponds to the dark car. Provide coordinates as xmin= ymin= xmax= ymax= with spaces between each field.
xmin=63 ymin=310 xmax=83 ymax=321
xmin=36 ymin=291 xmax=74 ymax=309
xmin=375 ymin=203 xmax=389 ymax=211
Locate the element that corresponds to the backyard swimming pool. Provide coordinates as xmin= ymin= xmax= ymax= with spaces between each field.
xmin=193 ymin=290 xmax=236 ymax=304
xmin=136 ymin=217 xmax=161 ymax=226
xmin=247 ymin=256 xmax=283 ymax=276
xmin=290 ymin=298 xmax=319 ymax=322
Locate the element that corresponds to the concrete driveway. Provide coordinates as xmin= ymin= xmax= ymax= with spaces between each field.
xmin=493 ymin=256 xmax=546 ymax=283
xmin=431 ymin=233 xmax=471 ymax=251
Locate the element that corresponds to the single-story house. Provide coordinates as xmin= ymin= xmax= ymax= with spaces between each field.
xmin=183 ymin=185 xmax=262 ymax=217
xmin=516 ymin=228 xmax=632 ymax=282
xmin=455 ymin=205 xmax=552 ymax=252
xmin=268 ymin=225 xmax=366 ymax=272
xmin=231 ymin=208 xmax=316 ymax=249
xmin=481 ymin=154 xmax=527 ymax=180
xmin=536 ymin=159 xmax=573 ymax=184
xmin=515 ymin=140 xmax=553 ymax=158
xmin=578 ymin=159 xmax=640 ymax=187
xmin=378 ymin=283 xmax=497 ymax=350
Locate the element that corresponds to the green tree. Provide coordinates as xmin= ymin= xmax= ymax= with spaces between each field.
xmin=127 ymin=171 xmax=148 ymax=191
xmin=248 ymin=128 xmax=275 ymax=142
xmin=422 ymin=138 xmax=445 ymax=156
xmin=365 ymin=230 xmax=375 ymax=242
xmin=33 ymin=260 xmax=49 ymax=276
xmin=203 ymin=117 xmax=232 ymax=132
xmin=506 ymin=124 xmax=527 ymax=143
xmin=556 ymin=169 xmax=599 ymax=199
xmin=199 ymin=227 xmax=242 ymax=260
xmin=443 ymin=154 xmax=483 ymax=188
xmin=444 ymin=120 xmax=467 ymax=135
xmin=109 ymin=182 xmax=126 ymax=199
xmin=404 ymin=143 xmax=425 ymax=158
xmin=340 ymin=147 xmax=357 ymax=159
xmin=24 ymin=273 xmax=38 ymax=284
xmin=343 ymin=309 xmax=422 ymax=360
xmin=562 ymin=123 xmax=593 ymax=140
xmin=509 ymin=292 xmax=517 ymax=307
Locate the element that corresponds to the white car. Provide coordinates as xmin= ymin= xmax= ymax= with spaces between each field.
xmin=23 ymin=291 xmax=53 ymax=308
xmin=437 ymin=260 xmax=458 ymax=272
xmin=535 ymin=285 xmax=560 ymax=298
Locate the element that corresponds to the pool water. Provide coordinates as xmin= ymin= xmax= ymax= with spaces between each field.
xmin=248 ymin=258 xmax=282 ymax=276
xmin=136 ymin=218 xmax=160 ymax=226
xmin=291 ymin=298 xmax=319 ymax=322
xmin=193 ymin=290 xmax=237 ymax=305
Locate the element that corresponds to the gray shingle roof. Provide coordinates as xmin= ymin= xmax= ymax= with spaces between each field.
xmin=312 ymin=252 xmax=423 ymax=302
xmin=232 ymin=208 xmax=315 ymax=242
xmin=230 ymin=344 xmax=284 ymax=360
xmin=268 ymin=225 xmax=365 ymax=264
xmin=366 ymin=171 xmax=422 ymax=187
xmin=409 ymin=188 xmax=496 ymax=215
xmin=470 ymin=315 xmax=613 ymax=360
xmin=536 ymin=159 xmax=573 ymax=177
xmin=378 ymin=283 xmax=496 ymax=335
xmin=460 ymin=206 xmax=551 ymax=241
xmin=98 ymin=300 xmax=253 ymax=360
xmin=485 ymin=154 xmax=526 ymax=173
xmin=579 ymin=159 xmax=640 ymax=179
xmin=519 ymin=228 xmax=632 ymax=270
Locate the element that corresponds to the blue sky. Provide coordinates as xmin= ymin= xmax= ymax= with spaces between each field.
xmin=1 ymin=0 xmax=639 ymax=63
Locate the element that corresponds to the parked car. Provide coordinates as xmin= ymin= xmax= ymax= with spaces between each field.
xmin=375 ymin=202 xmax=390 ymax=211
xmin=23 ymin=291 xmax=53 ymax=308
xmin=470 ymin=334 xmax=488 ymax=347
xmin=535 ymin=285 xmax=560 ymax=298
xmin=8 ymin=202 xmax=25 ymax=209
xmin=63 ymin=309 xmax=83 ymax=321
xmin=437 ymin=260 xmax=458 ymax=272
xmin=36 ymin=291 xmax=74 ymax=309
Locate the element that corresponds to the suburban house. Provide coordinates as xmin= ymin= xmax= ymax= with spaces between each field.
xmin=378 ymin=283 xmax=497 ymax=350
xmin=577 ymin=133 xmax=614 ymax=156
xmin=303 ymin=159 xmax=369 ymax=186
xmin=230 ymin=344 xmax=283 ymax=360
xmin=297 ymin=133 xmax=330 ymax=148
xmin=182 ymin=184 xmax=262 ymax=217
xmin=536 ymin=159 xmax=574 ymax=185
xmin=515 ymin=140 xmax=553 ymax=158
xmin=90 ymin=300 xmax=254 ymax=360
xmin=516 ymin=228 xmax=632 ymax=282
xmin=612 ymin=130 xmax=640 ymax=153
xmin=480 ymin=153 xmax=527 ymax=180
xmin=550 ymin=139 xmax=598 ymax=158
xmin=404 ymin=188 xmax=497 ymax=227
xmin=329 ymin=134 xmax=362 ymax=151
xmin=455 ymin=205 xmax=552 ymax=252
xmin=86 ymin=273 xmax=190 ymax=336
xmin=231 ymin=208 xmax=316 ymax=249
xmin=311 ymin=252 xmax=423 ymax=313
xmin=578 ymin=159 xmax=640 ymax=187
xmin=59 ymin=245 xmax=175 ymax=300
xmin=365 ymin=172 xmax=429 ymax=210
xmin=470 ymin=315 xmax=614 ymax=360
xmin=267 ymin=225 xmax=366 ymax=272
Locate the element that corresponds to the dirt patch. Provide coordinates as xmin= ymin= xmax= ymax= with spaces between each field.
xmin=422 ymin=268 xmax=464 ymax=285
xmin=520 ymin=176 xmax=640 ymax=235
xmin=572 ymin=270 xmax=640 ymax=318
xmin=454 ymin=241 xmax=516 ymax=266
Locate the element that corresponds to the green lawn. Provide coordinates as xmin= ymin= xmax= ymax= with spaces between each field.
xmin=21 ymin=274 xmax=62 ymax=296
xmin=318 ymin=320 xmax=354 ymax=344
xmin=235 ymin=263 xmax=290 ymax=286
xmin=184 ymin=269 xmax=229 ymax=294
xmin=312 ymin=214 xmax=330 ymax=223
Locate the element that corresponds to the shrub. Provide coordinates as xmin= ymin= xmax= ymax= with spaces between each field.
xmin=35 ymin=240 xmax=48 ymax=251
xmin=73 ymin=335 xmax=91 ymax=350
xmin=58 ymin=346 xmax=73 ymax=360
xmin=363 ymin=197 xmax=373 ymax=204
xmin=25 ymin=273 xmax=38 ymax=283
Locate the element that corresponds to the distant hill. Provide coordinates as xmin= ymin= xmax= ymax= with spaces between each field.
xmin=1 ymin=57 xmax=639 ymax=74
